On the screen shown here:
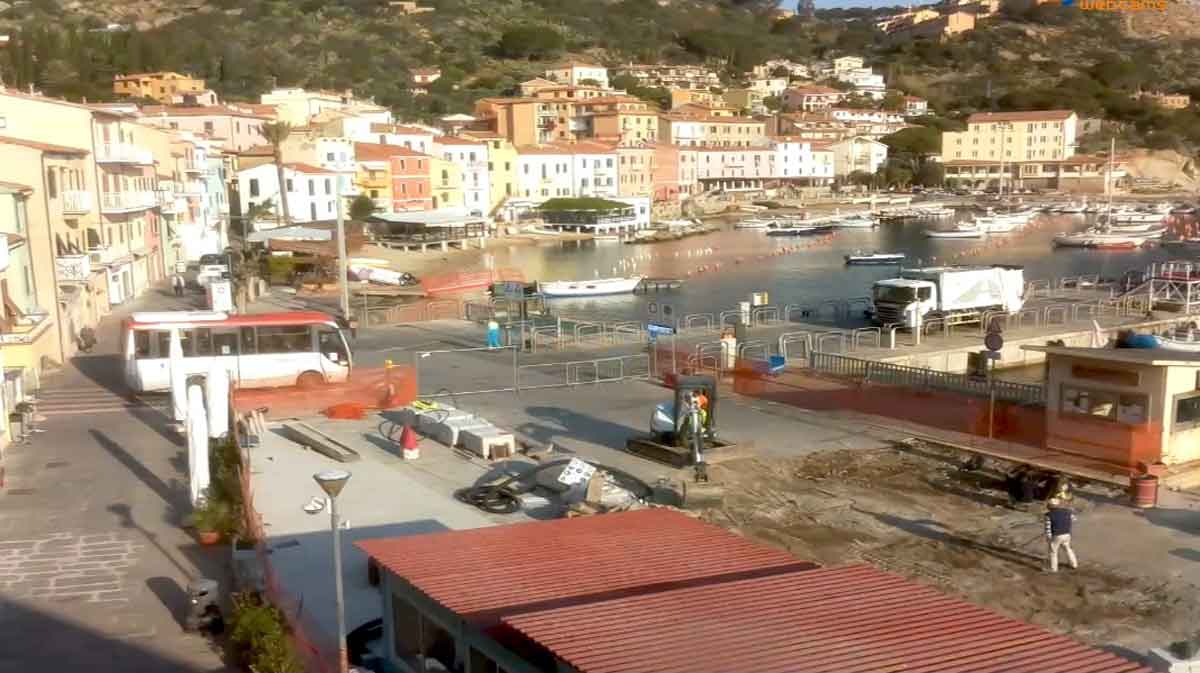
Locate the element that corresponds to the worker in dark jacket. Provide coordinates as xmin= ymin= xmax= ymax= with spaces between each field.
xmin=1044 ymin=498 xmax=1078 ymax=572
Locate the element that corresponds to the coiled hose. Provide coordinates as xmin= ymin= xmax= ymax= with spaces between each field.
xmin=455 ymin=458 xmax=656 ymax=515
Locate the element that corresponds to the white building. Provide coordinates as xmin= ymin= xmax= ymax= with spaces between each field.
xmin=830 ymin=108 xmax=903 ymax=125
xmin=260 ymin=87 xmax=386 ymax=125
xmin=832 ymin=56 xmax=865 ymax=77
xmin=544 ymin=62 xmax=610 ymax=90
xmin=755 ymin=60 xmax=810 ymax=80
xmin=237 ymin=162 xmax=341 ymax=228
xmin=571 ymin=143 xmax=619 ymax=198
xmin=357 ymin=123 xmax=437 ymax=154
xmin=902 ymin=96 xmax=929 ymax=117
xmin=836 ymin=68 xmax=887 ymax=100
xmin=515 ymin=146 xmax=576 ymax=200
xmin=181 ymin=136 xmax=229 ymax=260
xmin=831 ymin=136 xmax=889 ymax=177
xmin=435 ymin=136 xmax=491 ymax=215
xmin=749 ymin=77 xmax=790 ymax=97
xmin=771 ymin=138 xmax=835 ymax=183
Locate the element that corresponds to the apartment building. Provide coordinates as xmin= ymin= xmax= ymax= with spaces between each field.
xmin=902 ymin=96 xmax=929 ymax=117
xmin=669 ymin=88 xmax=722 ymax=110
xmin=831 ymin=136 xmax=889 ymax=177
xmin=430 ymin=156 xmax=464 ymax=211
xmin=463 ymin=132 xmax=518 ymax=212
xmin=725 ymin=88 xmax=768 ymax=116
xmin=771 ymin=138 xmax=835 ymax=184
xmin=113 ymin=71 xmax=206 ymax=103
xmin=237 ymin=162 xmax=341 ymax=226
xmin=588 ymin=101 xmax=658 ymax=145
xmin=829 ymin=109 xmax=903 ymax=125
xmin=353 ymin=142 xmax=398 ymax=213
xmin=434 ymin=136 xmax=490 ymax=214
xmin=362 ymin=123 xmax=435 ymax=154
xmin=260 ymin=87 xmax=386 ymax=126
xmin=753 ymin=60 xmax=810 ymax=80
xmin=142 ymin=104 xmax=274 ymax=152
xmin=569 ymin=141 xmax=619 ymax=198
xmin=941 ymin=110 xmax=1077 ymax=164
xmin=695 ymin=116 xmax=766 ymax=148
xmin=514 ymin=145 xmax=575 ymax=199
xmin=616 ymin=64 xmax=722 ymax=90
xmin=695 ymin=146 xmax=776 ymax=192
xmin=782 ymin=86 xmax=845 ymax=112
xmin=836 ymin=68 xmax=887 ymax=100
xmin=945 ymin=152 xmax=1127 ymax=192
xmin=832 ymin=57 xmax=865 ymax=76
xmin=387 ymin=147 xmax=434 ymax=212
xmin=885 ymin=11 xmax=975 ymax=44
xmin=544 ymin=62 xmax=610 ymax=89
xmin=278 ymin=131 xmax=358 ymax=207
xmin=658 ymin=115 xmax=705 ymax=147
xmin=617 ymin=145 xmax=655 ymax=197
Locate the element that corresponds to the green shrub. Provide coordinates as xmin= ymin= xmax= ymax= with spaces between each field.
xmin=228 ymin=591 xmax=303 ymax=673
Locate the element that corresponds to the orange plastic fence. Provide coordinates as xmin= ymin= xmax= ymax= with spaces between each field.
xmin=232 ymin=366 xmax=417 ymax=418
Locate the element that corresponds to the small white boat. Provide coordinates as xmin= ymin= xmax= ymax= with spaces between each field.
xmin=735 ymin=218 xmax=772 ymax=229
xmin=1105 ymin=221 xmax=1161 ymax=233
xmin=1104 ymin=210 xmax=1165 ymax=224
xmin=926 ymin=229 xmax=983 ymax=239
xmin=538 ymin=276 xmax=643 ymax=297
xmin=845 ymin=251 xmax=905 ymax=265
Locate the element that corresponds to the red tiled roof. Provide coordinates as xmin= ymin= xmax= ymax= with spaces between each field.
xmin=967 ymin=110 xmax=1075 ymax=123
xmin=141 ymin=105 xmax=271 ymax=119
xmin=504 ymin=563 xmax=1148 ymax=673
xmin=360 ymin=510 xmax=1147 ymax=673
xmin=284 ymin=162 xmax=334 ymax=175
xmin=0 ymin=135 xmax=89 ymax=156
xmin=355 ymin=142 xmax=428 ymax=161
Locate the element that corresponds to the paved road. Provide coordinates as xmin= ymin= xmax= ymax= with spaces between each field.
xmin=0 ymin=287 xmax=229 ymax=673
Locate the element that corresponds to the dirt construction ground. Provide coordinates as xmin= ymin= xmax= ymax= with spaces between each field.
xmin=688 ymin=443 xmax=1200 ymax=656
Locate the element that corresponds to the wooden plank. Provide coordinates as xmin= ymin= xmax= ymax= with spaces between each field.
xmin=280 ymin=421 xmax=361 ymax=463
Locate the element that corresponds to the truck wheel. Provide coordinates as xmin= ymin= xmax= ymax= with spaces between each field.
xmin=297 ymin=371 xmax=325 ymax=389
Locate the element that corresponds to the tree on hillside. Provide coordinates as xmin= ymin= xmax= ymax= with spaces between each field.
xmin=496 ymin=25 xmax=565 ymax=60
xmin=882 ymin=126 xmax=941 ymax=158
xmin=259 ymin=121 xmax=294 ymax=228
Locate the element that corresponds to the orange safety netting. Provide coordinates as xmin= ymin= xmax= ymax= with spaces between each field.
xmin=232 ymin=366 xmax=416 ymax=419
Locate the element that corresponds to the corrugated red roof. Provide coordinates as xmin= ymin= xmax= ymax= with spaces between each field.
xmin=358 ymin=509 xmax=812 ymax=626
xmin=501 ymin=563 xmax=1146 ymax=673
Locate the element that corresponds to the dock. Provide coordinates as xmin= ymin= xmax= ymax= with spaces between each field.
xmin=635 ymin=278 xmax=684 ymax=293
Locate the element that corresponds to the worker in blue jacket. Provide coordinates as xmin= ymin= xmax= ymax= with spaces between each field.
xmin=1044 ymin=498 xmax=1078 ymax=573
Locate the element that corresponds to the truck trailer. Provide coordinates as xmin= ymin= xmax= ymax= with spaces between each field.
xmin=871 ymin=265 xmax=1025 ymax=329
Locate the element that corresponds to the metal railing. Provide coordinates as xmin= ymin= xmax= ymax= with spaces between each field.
xmin=809 ymin=352 xmax=1045 ymax=405
xmin=518 ymin=354 xmax=651 ymax=390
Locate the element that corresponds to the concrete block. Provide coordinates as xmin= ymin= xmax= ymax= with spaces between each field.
xmin=431 ymin=419 xmax=492 ymax=448
xmin=461 ymin=428 xmax=516 ymax=460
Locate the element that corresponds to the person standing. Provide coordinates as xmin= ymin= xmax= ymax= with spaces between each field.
xmin=1044 ymin=499 xmax=1078 ymax=573
xmin=486 ymin=320 xmax=502 ymax=349
xmin=172 ymin=272 xmax=185 ymax=297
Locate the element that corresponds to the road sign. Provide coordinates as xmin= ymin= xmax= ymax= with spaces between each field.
xmin=984 ymin=332 xmax=1004 ymax=352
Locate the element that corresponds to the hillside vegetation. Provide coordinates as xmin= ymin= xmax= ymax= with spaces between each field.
xmin=2 ymin=0 xmax=1199 ymax=153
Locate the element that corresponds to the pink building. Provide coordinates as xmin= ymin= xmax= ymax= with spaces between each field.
xmin=389 ymin=147 xmax=433 ymax=212
xmin=652 ymin=144 xmax=700 ymax=203
xmin=141 ymin=104 xmax=275 ymax=152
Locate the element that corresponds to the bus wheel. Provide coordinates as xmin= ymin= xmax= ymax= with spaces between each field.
xmin=297 ymin=371 xmax=325 ymax=389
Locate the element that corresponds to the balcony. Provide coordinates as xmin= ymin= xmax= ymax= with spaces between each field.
xmin=100 ymin=190 xmax=157 ymax=214
xmin=55 ymin=253 xmax=92 ymax=283
xmin=96 ymin=143 xmax=154 ymax=165
xmin=0 ymin=312 xmax=54 ymax=347
xmin=87 ymin=246 xmax=122 ymax=266
xmin=60 ymin=190 xmax=93 ymax=215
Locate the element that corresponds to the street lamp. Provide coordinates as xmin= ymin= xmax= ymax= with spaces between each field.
xmin=314 ymin=469 xmax=351 ymax=673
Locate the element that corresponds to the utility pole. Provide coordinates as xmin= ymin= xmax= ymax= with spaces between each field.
xmin=335 ymin=176 xmax=349 ymax=321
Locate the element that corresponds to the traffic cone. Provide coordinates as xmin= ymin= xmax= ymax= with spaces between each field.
xmin=400 ymin=424 xmax=420 ymax=460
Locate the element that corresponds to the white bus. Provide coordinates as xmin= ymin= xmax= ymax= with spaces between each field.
xmin=122 ymin=311 xmax=352 ymax=393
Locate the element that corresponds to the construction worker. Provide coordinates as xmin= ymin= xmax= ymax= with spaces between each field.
xmin=695 ymin=389 xmax=709 ymax=433
xmin=1044 ymin=498 xmax=1078 ymax=573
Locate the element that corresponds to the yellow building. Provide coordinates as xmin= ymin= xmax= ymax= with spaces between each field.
xmin=430 ymin=157 xmax=464 ymax=210
xmin=617 ymin=146 xmax=655 ymax=197
xmin=113 ymin=72 xmax=206 ymax=103
xmin=465 ymin=132 xmax=518 ymax=214
xmin=669 ymin=88 xmax=721 ymax=110
xmin=941 ymin=110 xmax=1078 ymax=164
xmin=354 ymin=142 xmax=398 ymax=213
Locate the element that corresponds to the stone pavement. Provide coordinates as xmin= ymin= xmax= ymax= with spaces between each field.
xmin=0 ymin=284 xmax=229 ymax=673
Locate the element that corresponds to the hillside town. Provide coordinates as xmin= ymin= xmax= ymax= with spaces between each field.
xmin=6 ymin=3 xmax=1200 ymax=671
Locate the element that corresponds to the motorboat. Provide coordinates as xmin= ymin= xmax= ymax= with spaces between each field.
xmin=834 ymin=215 xmax=877 ymax=229
xmin=925 ymin=228 xmax=983 ymax=239
xmin=735 ymin=218 xmax=773 ymax=229
xmin=538 ymin=276 xmax=643 ymax=297
xmin=1053 ymin=231 xmax=1148 ymax=249
xmin=845 ymin=251 xmax=905 ymax=265
xmin=1105 ymin=221 xmax=1161 ymax=233
xmin=765 ymin=224 xmax=835 ymax=236
xmin=1104 ymin=210 xmax=1166 ymax=224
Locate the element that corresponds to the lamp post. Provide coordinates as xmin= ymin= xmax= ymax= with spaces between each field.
xmin=314 ymin=469 xmax=351 ymax=673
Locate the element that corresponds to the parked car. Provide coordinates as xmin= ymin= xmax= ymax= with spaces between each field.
xmin=190 ymin=253 xmax=230 ymax=288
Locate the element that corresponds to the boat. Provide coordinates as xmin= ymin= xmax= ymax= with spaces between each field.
xmin=1104 ymin=221 xmax=1161 ymax=233
xmin=538 ymin=276 xmax=643 ymax=297
xmin=925 ymin=229 xmax=983 ymax=239
xmin=1053 ymin=231 xmax=1148 ymax=249
xmin=1119 ymin=333 xmax=1200 ymax=352
xmin=834 ymin=215 xmax=877 ymax=229
xmin=845 ymin=251 xmax=906 ymax=265
xmin=765 ymin=224 xmax=835 ymax=236
xmin=735 ymin=218 xmax=772 ymax=229
xmin=1103 ymin=209 xmax=1165 ymax=224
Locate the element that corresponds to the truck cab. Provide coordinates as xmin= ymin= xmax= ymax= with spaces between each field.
xmin=872 ymin=279 xmax=937 ymax=327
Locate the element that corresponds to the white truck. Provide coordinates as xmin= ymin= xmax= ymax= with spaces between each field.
xmin=871 ymin=265 xmax=1025 ymax=329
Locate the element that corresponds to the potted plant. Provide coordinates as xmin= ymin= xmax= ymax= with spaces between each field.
xmin=187 ymin=499 xmax=232 ymax=545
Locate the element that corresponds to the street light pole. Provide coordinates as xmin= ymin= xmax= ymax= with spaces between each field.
xmin=314 ymin=469 xmax=351 ymax=673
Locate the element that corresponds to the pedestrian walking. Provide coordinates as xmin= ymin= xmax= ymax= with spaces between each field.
xmin=1044 ymin=498 xmax=1078 ymax=573
xmin=172 ymin=272 xmax=185 ymax=297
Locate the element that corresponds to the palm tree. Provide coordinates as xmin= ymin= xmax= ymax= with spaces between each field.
xmin=258 ymin=121 xmax=294 ymax=227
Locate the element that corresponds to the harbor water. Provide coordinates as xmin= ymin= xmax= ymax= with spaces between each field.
xmin=473 ymin=209 xmax=1194 ymax=321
